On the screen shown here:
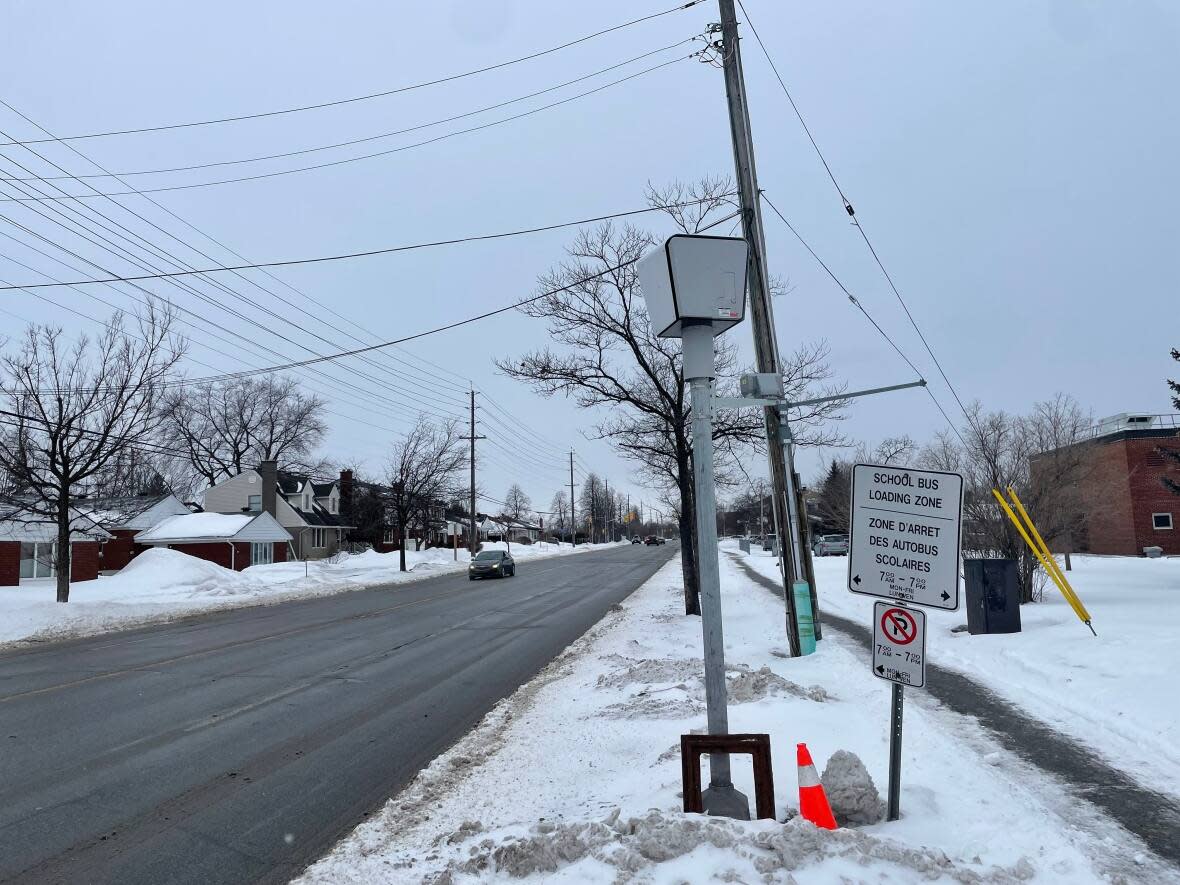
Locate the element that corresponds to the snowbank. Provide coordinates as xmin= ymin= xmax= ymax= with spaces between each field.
xmin=739 ymin=544 xmax=1180 ymax=799
xmin=0 ymin=541 xmax=624 ymax=649
xmin=295 ymin=553 xmax=1144 ymax=883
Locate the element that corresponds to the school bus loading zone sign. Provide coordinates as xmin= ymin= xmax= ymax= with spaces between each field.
xmin=848 ymin=463 xmax=964 ymax=611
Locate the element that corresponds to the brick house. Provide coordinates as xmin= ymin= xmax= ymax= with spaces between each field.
xmin=134 ymin=512 xmax=292 ymax=570
xmin=79 ymin=493 xmax=193 ymax=572
xmin=0 ymin=506 xmax=111 ymax=586
xmin=204 ymin=461 xmax=349 ymax=560
xmin=1031 ymin=413 xmax=1180 ymax=556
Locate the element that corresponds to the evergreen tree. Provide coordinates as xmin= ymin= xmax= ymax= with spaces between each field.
xmin=815 ymin=460 xmax=852 ymax=534
xmin=1164 ymin=348 xmax=1180 ymax=495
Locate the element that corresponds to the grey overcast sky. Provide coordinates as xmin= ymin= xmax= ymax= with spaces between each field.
xmin=1 ymin=0 xmax=1177 ymax=514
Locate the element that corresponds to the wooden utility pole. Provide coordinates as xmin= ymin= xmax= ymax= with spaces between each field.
xmin=464 ymin=390 xmax=485 ymax=557
xmin=716 ymin=0 xmax=804 ymax=655
xmin=569 ymin=451 xmax=576 ymax=546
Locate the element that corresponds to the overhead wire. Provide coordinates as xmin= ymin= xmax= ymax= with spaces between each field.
xmin=0 ymin=132 xmax=475 ymax=415
xmin=0 ymin=98 xmax=476 ymax=402
xmin=0 ymin=195 xmax=731 ymax=292
xmin=1 ymin=41 xmax=694 ymax=183
xmin=759 ymin=192 xmax=968 ymax=448
xmin=0 ymin=54 xmax=697 ymax=201
xmin=735 ymin=0 xmax=974 ymax=431
xmin=0 ymin=1 xmax=706 ymax=145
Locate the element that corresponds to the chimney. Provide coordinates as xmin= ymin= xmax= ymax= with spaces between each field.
xmin=258 ymin=460 xmax=278 ymax=518
xmin=339 ymin=469 xmax=354 ymax=518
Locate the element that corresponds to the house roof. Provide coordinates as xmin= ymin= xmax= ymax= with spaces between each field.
xmin=299 ymin=502 xmax=346 ymax=528
xmin=0 ymin=503 xmax=113 ymax=543
xmin=276 ymin=472 xmax=307 ymax=495
xmin=135 ymin=512 xmax=292 ymax=544
xmin=75 ymin=493 xmax=189 ymax=530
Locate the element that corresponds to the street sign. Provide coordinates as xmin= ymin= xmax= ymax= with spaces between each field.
xmin=848 ymin=463 xmax=963 ymax=610
xmin=872 ymin=601 xmax=926 ymax=688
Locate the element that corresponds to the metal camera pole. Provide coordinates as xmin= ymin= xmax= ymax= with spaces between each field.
xmin=682 ymin=320 xmax=749 ymax=820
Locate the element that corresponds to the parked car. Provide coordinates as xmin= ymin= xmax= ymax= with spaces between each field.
xmin=813 ymin=534 xmax=849 ymax=556
xmin=631 ymin=536 xmax=641 ymax=544
xmin=657 ymin=537 xmax=667 ymax=545
xmin=644 ymin=536 xmax=659 ymax=546
xmin=469 ymin=549 xmax=515 ymax=580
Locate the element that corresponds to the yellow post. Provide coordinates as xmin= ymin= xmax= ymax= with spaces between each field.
xmin=991 ymin=489 xmax=1095 ymax=634
xmin=1005 ymin=487 xmax=1092 ymax=624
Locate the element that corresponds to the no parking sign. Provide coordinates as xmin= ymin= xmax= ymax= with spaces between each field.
xmin=872 ymin=601 xmax=926 ymax=688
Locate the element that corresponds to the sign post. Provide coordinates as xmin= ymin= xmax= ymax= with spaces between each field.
xmin=849 ymin=463 xmax=961 ymax=822
xmin=871 ymin=600 xmax=927 ymax=821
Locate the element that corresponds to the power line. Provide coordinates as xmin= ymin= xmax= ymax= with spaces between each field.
xmin=0 ymin=54 xmax=695 ymax=201
xmin=0 ymin=1 xmax=705 ymax=145
xmin=759 ymin=192 xmax=967 ymax=447
xmin=0 ymin=99 xmax=477 ymax=404
xmin=0 ymin=153 xmax=467 ymax=425
xmin=17 ymin=257 xmax=641 ymax=395
xmin=1 ymin=42 xmax=693 ymax=183
xmin=0 ymin=196 xmax=724 ymax=291
xmin=736 ymin=0 xmax=973 ymax=427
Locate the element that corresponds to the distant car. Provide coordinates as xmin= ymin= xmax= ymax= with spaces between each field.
xmin=814 ymin=534 xmax=849 ymax=556
xmin=657 ymin=537 xmax=667 ymax=545
xmin=631 ymin=536 xmax=641 ymax=544
xmin=644 ymin=536 xmax=659 ymax=546
xmin=469 ymin=549 xmax=515 ymax=580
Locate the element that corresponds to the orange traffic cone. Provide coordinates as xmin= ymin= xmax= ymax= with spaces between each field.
xmin=797 ymin=743 xmax=837 ymax=829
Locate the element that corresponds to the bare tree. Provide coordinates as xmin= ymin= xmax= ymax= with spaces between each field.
xmin=916 ymin=395 xmax=1091 ymax=601
xmin=549 ymin=489 xmax=569 ymax=540
xmin=386 ymin=417 xmax=464 ymax=571
xmin=501 ymin=484 xmax=532 ymax=551
xmin=497 ymin=187 xmax=844 ymax=615
xmin=158 ymin=375 xmax=327 ymax=486
xmin=0 ymin=309 xmax=184 ymax=602
xmin=854 ymin=435 xmax=917 ymax=467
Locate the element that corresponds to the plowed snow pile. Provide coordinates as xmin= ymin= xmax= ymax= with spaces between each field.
xmin=295 ymin=554 xmax=1160 ymax=884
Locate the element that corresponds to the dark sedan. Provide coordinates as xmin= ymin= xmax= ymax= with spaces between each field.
xmin=468 ymin=549 xmax=515 ymax=580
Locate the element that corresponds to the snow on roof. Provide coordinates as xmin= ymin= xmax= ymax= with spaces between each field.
xmin=134 ymin=512 xmax=290 ymax=544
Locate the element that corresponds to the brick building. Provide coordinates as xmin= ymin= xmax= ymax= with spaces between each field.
xmin=0 ymin=506 xmax=112 ymax=586
xmin=1032 ymin=413 xmax=1180 ymax=556
xmin=134 ymin=512 xmax=292 ymax=570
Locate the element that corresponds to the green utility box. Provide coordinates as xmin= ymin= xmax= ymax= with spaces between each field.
xmin=793 ymin=581 xmax=816 ymax=655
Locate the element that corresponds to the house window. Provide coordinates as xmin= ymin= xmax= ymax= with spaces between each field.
xmin=329 ymin=498 xmax=337 ymax=513
xmin=247 ymin=494 xmax=262 ymax=512
xmin=312 ymin=528 xmax=326 ymax=548
xmin=303 ymin=494 xmax=311 ymax=511
xmin=250 ymin=542 xmax=273 ymax=566
xmin=1153 ymin=513 xmax=1174 ymax=530
xmin=19 ymin=542 xmax=57 ymax=579
xmin=383 ymin=528 xmax=395 ymax=544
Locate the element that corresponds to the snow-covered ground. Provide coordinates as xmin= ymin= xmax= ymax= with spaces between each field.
xmin=0 ymin=540 xmax=619 ymax=649
xmin=295 ymin=550 xmax=1161 ymax=884
xmin=740 ymin=545 xmax=1180 ymax=800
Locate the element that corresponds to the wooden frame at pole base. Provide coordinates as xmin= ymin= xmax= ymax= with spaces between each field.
xmin=680 ymin=733 xmax=776 ymax=820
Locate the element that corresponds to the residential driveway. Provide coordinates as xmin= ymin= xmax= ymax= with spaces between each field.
xmin=0 ymin=543 xmax=676 ymax=885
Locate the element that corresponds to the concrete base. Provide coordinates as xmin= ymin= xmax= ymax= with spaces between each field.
xmin=702 ymin=783 xmax=751 ymax=820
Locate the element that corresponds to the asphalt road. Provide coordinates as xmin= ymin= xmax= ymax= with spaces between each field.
xmin=728 ymin=552 xmax=1180 ymax=872
xmin=0 ymin=542 xmax=676 ymax=885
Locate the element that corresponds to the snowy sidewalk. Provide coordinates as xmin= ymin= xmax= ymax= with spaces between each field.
xmin=0 ymin=540 xmax=619 ymax=649
xmin=294 ymin=551 xmax=1154 ymax=883
xmin=738 ymin=543 xmax=1180 ymax=801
